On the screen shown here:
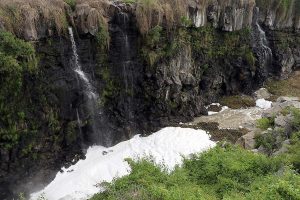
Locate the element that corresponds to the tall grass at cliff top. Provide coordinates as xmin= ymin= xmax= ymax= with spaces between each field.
xmin=256 ymin=0 xmax=298 ymax=25
xmin=0 ymin=0 xmax=69 ymax=36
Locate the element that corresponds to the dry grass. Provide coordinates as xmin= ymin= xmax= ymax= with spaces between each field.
xmin=133 ymin=0 xmax=255 ymax=34
xmin=220 ymin=95 xmax=256 ymax=109
xmin=0 ymin=0 xmax=278 ymax=39
xmin=0 ymin=0 xmax=70 ymax=37
xmin=266 ymin=71 xmax=300 ymax=99
xmin=74 ymin=0 xmax=111 ymax=35
xmin=256 ymin=0 xmax=299 ymax=28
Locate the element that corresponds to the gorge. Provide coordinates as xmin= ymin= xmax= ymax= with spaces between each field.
xmin=0 ymin=0 xmax=300 ymax=199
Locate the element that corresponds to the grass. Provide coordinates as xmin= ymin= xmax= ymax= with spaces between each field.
xmin=220 ymin=95 xmax=256 ymax=109
xmin=266 ymin=71 xmax=300 ymax=99
xmin=0 ymin=0 xmax=69 ymax=36
xmin=91 ymin=144 xmax=300 ymax=200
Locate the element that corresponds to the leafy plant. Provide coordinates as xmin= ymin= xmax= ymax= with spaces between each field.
xmin=256 ymin=117 xmax=274 ymax=130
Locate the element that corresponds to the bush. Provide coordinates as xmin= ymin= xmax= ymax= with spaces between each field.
xmin=291 ymin=108 xmax=300 ymax=131
xmin=256 ymin=117 xmax=274 ymax=130
xmin=183 ymin=145 xmax=282 ymax=198
xmin=96 ymin=22 xmax=110 ymax=51
xmin=91 ymin=158 xmax=214 ymax=200
xmin=0 ymin=31 xmax=38 ymax=149
xmin=91 ymin=145 xmax=289 ymax=200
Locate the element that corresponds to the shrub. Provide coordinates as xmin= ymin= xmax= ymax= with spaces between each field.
xmin=291 ymin=108 xmax=300 ymax=131
xmin=91 ymin=158 xmax=214 ymax=200
xmin=256 ymin=117 xmax=274 ymax=130
xmin=96 ymin=22 xmax=110 ymax=51
xmin=0 ymin=31 xmax=38 ymax=149
xmin=183 ymin=145 xmax=282 ymax=198
xmin=90 ymin=144 xmax=293 ymax=200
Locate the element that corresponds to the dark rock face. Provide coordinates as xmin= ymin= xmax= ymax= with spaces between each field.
xmin=0 ymin=1 xmax=300 ymax=199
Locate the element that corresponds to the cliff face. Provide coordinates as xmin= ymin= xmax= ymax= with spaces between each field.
xmin=0 ymin=0 xmax=300 ymax=198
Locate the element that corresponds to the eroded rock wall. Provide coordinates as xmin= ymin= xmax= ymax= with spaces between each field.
xmin=0 ymin=0 xmax=300 ymax=199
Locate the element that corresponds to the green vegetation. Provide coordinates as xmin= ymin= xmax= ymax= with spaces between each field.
xmin=98 ymin=67 xmax=120 ymax=106
xmin=122 ymin=0 xmax=137 ymax=4
xmin=64 ymin=0 xmax=76 ymax=10
xmin=141 ymin=24 xmax=255 ymax=79
xmin=91 ymin=144 xmax=300 ymax=200
xmin=96 ymin=22 xmax=110 ymax=51
xmin=90 ymin=107 xmax=300 ymax=200
xmin=256 ymin=117 xmax=275 ymax=130
xmin=255 ymin=108 xmax=300 ymax=156
xmin=0 ymin=31 xmax=38 ymax=149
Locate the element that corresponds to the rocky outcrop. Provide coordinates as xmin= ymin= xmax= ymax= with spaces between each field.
xmin=188 ymin=0 xmax=255 ymax=31
xmin=0 ymin=0 xmax=300 ymax=199
xmin=236 ymin=96 xmax=300 ymax=154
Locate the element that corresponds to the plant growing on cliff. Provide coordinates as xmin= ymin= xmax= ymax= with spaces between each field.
xmin=96 ymin=22 xmax=110 ymax=51
xmin=0 ymin=31 xmax=38 ymax=149
xmin=64 ymin=0 xmax=76 ymax=10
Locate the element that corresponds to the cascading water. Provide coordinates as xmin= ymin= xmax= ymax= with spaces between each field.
xmin=120 ymin=13 xmax=134 ymax=121
xmin=252 ymin=7 xmax=273 ymax=74
xmin=68 ymin=27 xmax=97 ymax=100
xmin=68 ymin=27 xmax=110 ymax=145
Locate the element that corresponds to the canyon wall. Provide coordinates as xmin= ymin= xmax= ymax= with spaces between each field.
xmin=0 ymin=0 xmax=299 ymax=198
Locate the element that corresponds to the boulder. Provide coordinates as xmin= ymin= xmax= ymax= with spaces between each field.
xmin=262 ymin=99 xmax=300 ymax=118
xmin=277 ymin=96 xmax=300 ymax=103
xmin=236 ymin=130 xmax=259 ymax=150
xmin=253 ymin=88 xmax=271 ymax=100
xmin=273 ymin=140 xmax=290 ymax=156
xmin=274 ymin=114 xmax=289 ymax=127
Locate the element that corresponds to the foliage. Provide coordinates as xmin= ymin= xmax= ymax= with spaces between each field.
xmin=227 ymin=168 xmax=300 ymax=200
xmin=286 ymin=139 xmax=300 ymax=172
xmin=254 ymin=129 xmax=284 ymax=155
xmin=96 ymin=22 xmax=110 ymax=51
xmin=291 ymin=107 xmax=300 ymax=131
xmin=184 ymin=145 xmax=282 ymax=198
xmin=90 ymin=144 xmax=297 ymax=200
xmin=141 ymin=24 xmax=255 ymax=82
xmin=64 ymin=0 xmax=77 ymax=10
xmin=256 ymin=117 xmax=274 ymax=130
xmin=0 ymin=31 xmax=38 ymax=150
xmin=99 ymin=67 xmax=120 ymax=106
xmin=122 ymin=0 xmax=137 ymax=4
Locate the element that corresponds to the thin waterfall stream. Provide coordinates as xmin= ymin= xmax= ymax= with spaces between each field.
xmin=68 ymin=27 xmax=103 ymax=145
xmin=253 ymin=7 xmax=273 ymax=71
xmin=68 ymin=27 xmax=97 ymax=100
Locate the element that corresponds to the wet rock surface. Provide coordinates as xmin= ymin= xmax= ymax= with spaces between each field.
xmin=0 ymin=0 xmax=299 ymax=199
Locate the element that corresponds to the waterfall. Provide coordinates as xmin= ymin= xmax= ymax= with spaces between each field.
xmin=256 ymin=22 xmax=272 ymax=63
xmin=68 ymin=27 xmax=97 ymax=100
xmin=120 ymin=12 xmax=134 ymax=121
xmin=68 ymin=27 xmax=104 ymax=145
xmin=252 ymin=7 xmax=273 ymax=72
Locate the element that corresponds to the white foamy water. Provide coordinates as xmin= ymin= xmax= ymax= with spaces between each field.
xmin=256 ymin=98 xmax=272 ymax=109
xmin=30 ymin=127 xmax=215 ymax=200
xmin=68 ymin=27 xmax=96 ymax=99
